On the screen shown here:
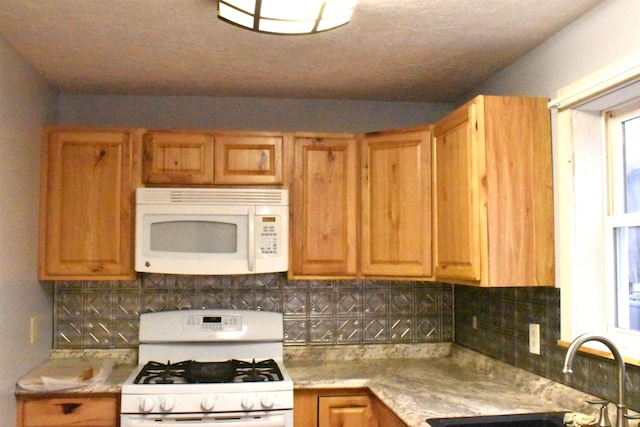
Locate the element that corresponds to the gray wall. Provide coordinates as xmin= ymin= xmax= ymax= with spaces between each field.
xmin=466 ymin=0 xmax=640 ymax=101
xmin=0 ymin=37 xmax=56 ymax=424
xmin=56 ymin=94 xmax=453 ymax=133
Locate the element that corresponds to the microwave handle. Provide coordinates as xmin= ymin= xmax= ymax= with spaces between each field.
xmin=248 ymin=207 xmax=256 ymax=272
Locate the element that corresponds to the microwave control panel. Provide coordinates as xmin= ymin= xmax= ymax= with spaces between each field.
xmin=257 ymin=215 xmax=281 ymax=256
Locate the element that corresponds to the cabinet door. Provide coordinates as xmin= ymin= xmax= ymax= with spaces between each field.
xmin=143 ymin=131 xmax=214 ymax=184
xmin=432 ymin=104 xmax=482 ymax=282
xmin=18 ymin=395 xmax=118 ymax=427
xmin=39 ymin=129 xmax=139 ymax=280
xmin=214 ymin=134 xmax=283 ymax=184
xmin=361 ymin=129 xmax=432 ymax=277
xmin=318 ymin=395 xmax=375 ymax=427
xmin=291 ymin=135 xmax=357 ymax=277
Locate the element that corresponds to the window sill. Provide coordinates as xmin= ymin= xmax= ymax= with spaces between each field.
xmin=557 ymin=340 xmax=640 ymax=367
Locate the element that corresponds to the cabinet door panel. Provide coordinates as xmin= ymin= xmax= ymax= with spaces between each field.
xmin=361 ymin=130 xmax=432 ymax=277
xmin=39 ymin=129 xmax=137 ymax=280
xmin=20 ymin=396 xmax=117 ymax=427
xmin=318 ymin=395 xmax=374 ymax=427
xmin=143 ymin=131 xmax=214 ymax=184
xmin=214 ymin=135 xmax=283 ymax=184
xmin=291 ymin=136 xmax=357 ymax=276
xmin=433 ymin=108 xmax=482 ymax=281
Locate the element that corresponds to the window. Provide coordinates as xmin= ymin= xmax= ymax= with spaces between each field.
xmin=606 ymin=100 xmax=640 ymax=334
xmin=553 ymin=52 xmax=640 ymax=358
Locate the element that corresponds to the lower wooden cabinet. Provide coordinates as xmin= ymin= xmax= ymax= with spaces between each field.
xmin=294 ymin=388 xmax=407 ymax=427
xmin=17 ymin=393 xmax=119 ymax=427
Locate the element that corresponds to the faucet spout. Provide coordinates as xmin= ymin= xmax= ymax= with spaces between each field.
xmin=563 ymin=333 xmax=627 ymax=427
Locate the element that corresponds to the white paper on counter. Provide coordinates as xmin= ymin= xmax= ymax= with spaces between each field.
xmin=17 ymin=358 xmax=114 ymax=391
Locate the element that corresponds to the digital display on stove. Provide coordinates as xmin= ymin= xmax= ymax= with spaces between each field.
xmin=203 ymin=316 xmax=222 ymax=323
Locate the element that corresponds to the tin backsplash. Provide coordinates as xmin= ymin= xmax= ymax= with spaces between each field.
xmin=53 ymin=273 xmax=454 ymax=349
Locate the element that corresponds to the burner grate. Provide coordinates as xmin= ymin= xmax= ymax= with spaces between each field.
xmin=133 ymin=358 xmax=284 ymax=384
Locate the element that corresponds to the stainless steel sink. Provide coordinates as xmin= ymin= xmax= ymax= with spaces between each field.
xmin=426 ymin=412 xmax=567 ymax=427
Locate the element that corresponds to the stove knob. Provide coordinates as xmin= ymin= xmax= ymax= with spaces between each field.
xmin=201 ymin=395 xmax=216 ymax=412
xmin=139 ymin=397 xmax=154 ymax=413
xmin=241 ymin=394 xmax=255 ymax=410
xmin=261 ymin=395 xmax=275 ymax=409
xmin=160 ymin=396 xmax=175 ymax=412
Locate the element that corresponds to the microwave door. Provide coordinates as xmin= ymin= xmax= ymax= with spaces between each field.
xmin=248 ymin=206 xmax=255 ymax=272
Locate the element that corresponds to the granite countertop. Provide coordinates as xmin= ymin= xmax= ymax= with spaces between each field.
xmin=285 ymin=344 xmax=598 ymax=427
xmin=15 ymin=344 xmax=603 ymax=427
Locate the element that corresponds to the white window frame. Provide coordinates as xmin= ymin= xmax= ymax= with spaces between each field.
xmin=553 ymin=51 xmax=640 ymax=357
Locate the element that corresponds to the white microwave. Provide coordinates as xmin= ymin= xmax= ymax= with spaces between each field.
xmin=135 ymin=188 xmax=288 ymax=275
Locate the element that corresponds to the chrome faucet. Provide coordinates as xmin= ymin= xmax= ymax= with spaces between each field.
xmin=563 ymin=333 xmax=627 ymax=427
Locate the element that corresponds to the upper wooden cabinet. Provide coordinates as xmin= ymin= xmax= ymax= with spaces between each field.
xmin=432 ymin=95 xmax=554 ymax=287
xmin=361 ymin=128 xmax=433 ymax=278
xmin=143 ymin=130 xmax=284 ymax=185
xmin=143 ymin=131 xmax=214 ymax=184
xmin=290 ymin=134 xmax=358 ymax=278
xmin=39 ymin=128 xmax=140 ymax=280
xmin=214 ymin=133 xmax=284 ymax=185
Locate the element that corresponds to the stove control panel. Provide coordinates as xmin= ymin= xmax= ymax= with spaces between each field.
xmin=182 ymin=314 xmax=242 ymax=332
xmin=122 ymin=391 xmax=294 ymax=414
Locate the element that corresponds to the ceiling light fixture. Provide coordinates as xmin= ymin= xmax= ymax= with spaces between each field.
xmin=217 ymin=0 xmax=357 ymax=35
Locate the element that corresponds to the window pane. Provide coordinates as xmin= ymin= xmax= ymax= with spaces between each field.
xmin=624 ymin=115 xmax=640 ymax=213
xmin=614 ymin=225 xmax=640 ymax=331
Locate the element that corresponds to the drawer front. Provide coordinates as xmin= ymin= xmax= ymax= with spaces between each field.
xmin=22 ymin=397 xmax=117 ymax=427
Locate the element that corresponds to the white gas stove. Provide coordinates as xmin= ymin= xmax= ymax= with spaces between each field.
xmin=120 ymin=310 xmax=293 ymax=427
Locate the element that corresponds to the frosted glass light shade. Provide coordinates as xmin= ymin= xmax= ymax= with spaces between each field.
xmin=217 ymin=0 xmax=357 ymax=35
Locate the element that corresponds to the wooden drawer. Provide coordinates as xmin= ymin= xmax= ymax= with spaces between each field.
xmin=18 ymin=395 xmax=118 ymax=427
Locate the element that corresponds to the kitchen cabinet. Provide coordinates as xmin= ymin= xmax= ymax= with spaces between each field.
xmin=432 ymin=95 xmax=554 ymax=286
xmin=39 ymin=128 xmax=140 ymax=280
xmin=294 ymin=388 xmax=407 ymax=427
xmin=290 ymin=133 xmax=358 ymax=278
xmin=373 ymin=395 xmax=407 ymax=427
xmin=143 ymin=131 xmax=214 ymax=184
xmin=143 ymin=130 xmax=284 ymax=185
xmin=361 ymin=127 xmax=433 ymax=278
xmin=17 ymin=393 xmax=118 ymax=427
xmin=318 ymin=395 xmax=375 ymax=427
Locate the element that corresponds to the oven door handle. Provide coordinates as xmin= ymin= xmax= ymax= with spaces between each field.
xmin=128 ymin=413 xmax=287 ymax=426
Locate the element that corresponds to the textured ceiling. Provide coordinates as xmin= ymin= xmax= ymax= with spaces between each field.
xmin=0 ymin=0 xmax=604 ymax=102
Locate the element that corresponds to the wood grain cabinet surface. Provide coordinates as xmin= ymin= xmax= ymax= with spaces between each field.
xmin=17 ymin=394 xmax=119 ymax=427
xmin=39 ymin=128 xmax=140 ymax=280
xmin=361 ymin=128 xmax=433 ymax=278
xmin=294 ymin=389 xmax=407 ymax=427
xmin=290 ymin=133 xmax=358 ymax=278
xmin=143 ymin=130 xmax=284 ymax=185
xmin=432 ymin=95 xmax=554 ymax=287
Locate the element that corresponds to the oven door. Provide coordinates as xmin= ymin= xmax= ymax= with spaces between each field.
xmin=121 ymin=410 xmax=292 ymax=427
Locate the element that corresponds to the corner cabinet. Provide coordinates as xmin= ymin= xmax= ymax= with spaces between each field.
xmin=142 ymin=130 xmax=284 ymax=185
xmin=432 ymin=95 xmax=554 ymax=287
xmin=290 ymin=133 xmax=358 ymax=278
xmin=361 ymin=128 xmax=433 ymax=278
xmin=294 ymin=389 xmax=407 ymax=427
xmin=39 ymin=128 xmax=140 ymax=280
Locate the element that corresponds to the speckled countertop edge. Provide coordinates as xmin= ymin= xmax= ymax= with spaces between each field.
xmin=17 ymin=343 xmax=621 ymax=427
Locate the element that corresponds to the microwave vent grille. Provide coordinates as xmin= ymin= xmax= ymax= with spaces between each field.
xmin=137 ymin=188 xmax=288 ymax=206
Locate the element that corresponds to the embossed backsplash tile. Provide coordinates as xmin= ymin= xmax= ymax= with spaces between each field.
xmin=53 ymin=274 xmax=453 ymax=349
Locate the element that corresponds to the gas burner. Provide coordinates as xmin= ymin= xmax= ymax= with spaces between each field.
xmin=134 ymin=360 xmax=190 ymax=385
xmin=235 ymin=359 xmax=284 ymax=383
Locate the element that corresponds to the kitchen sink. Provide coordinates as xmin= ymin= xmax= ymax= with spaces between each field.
xmin=426 ymin=412 xmax=567 ymax=427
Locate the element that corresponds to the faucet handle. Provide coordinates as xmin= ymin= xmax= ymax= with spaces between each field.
xmin=586 ymin=398 xmax=612 ymax=427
